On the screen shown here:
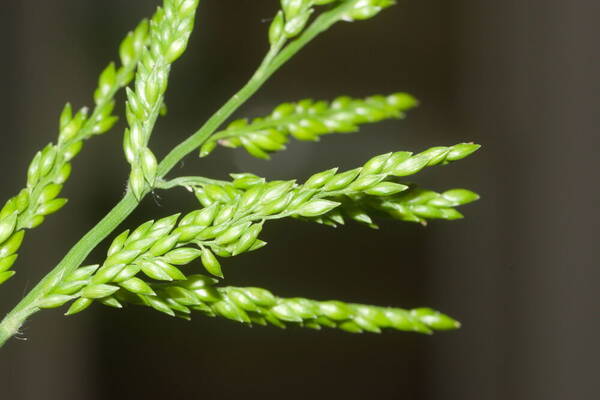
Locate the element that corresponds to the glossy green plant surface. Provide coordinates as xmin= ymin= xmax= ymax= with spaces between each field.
xmin=0 ymin=0 xmax=479 ymax=348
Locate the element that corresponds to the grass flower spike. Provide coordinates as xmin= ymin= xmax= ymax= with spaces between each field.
xmin=0 ymin=0 xmax=481 ymax=353
xmin=0 ymin=19 xmax=149 ymax=286
xmin=124 ymin=0 xmax=200 ymax=199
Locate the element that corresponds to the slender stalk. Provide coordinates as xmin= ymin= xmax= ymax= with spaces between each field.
xmin=0 ymin=2 xmax=356 ymax=348
xmin=157 ymin=176 xmax=228 ymax=189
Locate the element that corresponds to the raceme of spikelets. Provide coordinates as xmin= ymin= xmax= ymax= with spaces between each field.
xmin=333 ymin=186 xmax=481 ymax=227
xmin=38 ymin=143 xmax=479 ymax=325
xmin=123 ymin=0 xmax=200 ymax=200
xmin=191 ymin=178 xmax=479 ymax=229
xmin=199 ymin=93 xmax=418 ymax=159
xmin=0 ymin=20 xmax=150 ymax=286
xmin=117 ymin=276 xmax=460 ymax=334
xmin=267 ymin=0 xmax=397 ymax=49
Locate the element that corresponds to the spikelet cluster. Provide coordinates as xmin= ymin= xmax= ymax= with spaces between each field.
xmin=117 ymin=275 xmax=460 ymax=334
xmin=267 ymin=0 xmax=396 ymax=47
xmin=39 ymin=143 xmax=478 ymax=320
xmin=0 ymin=20 xmax=149 ymax=285
xmin=200 ymin=93 xmax=418 ymax=159
xmin=123 ymin=0 xmax=200 ymax=199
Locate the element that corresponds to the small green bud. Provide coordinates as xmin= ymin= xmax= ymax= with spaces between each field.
xmin=104 ymin=249 xmax=141 ymax=268
xmin=0 ymin=230 xmax=24 ymax=258
xmin=63 ymin=141 xmax=83 ymax=162
xmin=284 ymin=9 xmax=313 ymax=38
xmin=65 ymin=265 xmax=99 ymax=282
xmin=140 ymin=148 xmax=157 ymax=185
xmin=281 ymin=0 xmax=309 ymax=19
xmin=27 ymin=152 xmax=42 ymax=186
xmin=65 ymin=298 xmax=93 ymax=316
xmin=241 ymin=137 xmax=270 ymax=159
xmin=214 ymin=222 xmax=251 ymax=246
xmin=92 ymin=115 xmax=119 ymax=135
xmin=25 ymin=215 xmax=44 ymax=229
xmin=129 ymin=166 xmax=146 ymax=200
xmin=200 ymin=247 xmax=223 ymax=278
xmin=411 ymin=308 xmax=460 ymax=330
xmin=107 ymin=230 xmax=130 ymax=257
xmin=173 ymin=225 xmax=205 ymax=242
xmin=338 ymin=321 xmax=363 ymax=333
xmin=55 ymin=163 xmax=72 ymax=184
xmin=39 ymin=144 xmax=57 ymax=177
xmin=365 ymin=182 xmax=408 ymax=196
xmin=100 ymin=296 xmax=123 ymax=309
xmin=442 ymin=189 xmax=480 ymax=205
xmin=95 ymin=62 xmax=117 ymax=103
xmin=387 ymin=92 xmax=418 ymax=109
xmin=380 ymin=151 xmax=411 ymax=172
xmin=214 ymin=300 xmax=249 ymax=323
xmin=38 ymin=294 xmax=75 ymax=309
xmin=52 ymin=280 xmax=89 ymax=296
xmin=81 ymin=284 xmax=120 ymax=299
xmin=127 ymin=220 xmax=154 ymax=242
xmin=391 ymin=154 xmax=429 ymax=177
xmin=163 ymin=248 xmax=202 ymax=265
xmin=411 ymin=205 xmax=445 ymax=219
xmin=232 ymin=223 xmax=263 ymax=255
xmin=165 ymin=37 xmax=188 ymax=64
xmin=0 ymin=213 xmax=18 ymax=244
xmin=304 ymin=168 xmax=338 ymax=189
xmin=59 ymin=103 xmax=73 ymax=131
xmin=319 ymin=301 xmax=353 ymax=320
xmin=249 ymin=239 xmax=268 ymax=252
xmin=113 ymin=265 xmax=141 ymax=283
xmin=39 ymin=184 xmax=63 ymax=204
xmin=91 ymin=263 xmax=127 ymax=284
xmin=447 ymin=143 xmax=481 ymax=161
xmin=439 ymin=208 xmax=464 ymax=220
xmin=322 ymin=168 xmax=362 ymax=191
xmin=269 ymin=11 xmax=285 ymax=46
xmin=243 ymin=287 xmax=277 ymax=307
xmin=15 ymin=189 xmax=29 ymax=213
xmin=238 ymin=185 xmax=264 ymax=211
xmin=141 ymin=260 xmax=174 ymax=281
xmin=199 ymin=140 xmax=217 ymax=157
xmin=120 ymin=277 xmax=155 ymax=295
xmin=0 ymin=199 xmax=17 ymax=219
xmin=183 ymin=274 xmax=218 ymax=290
xmin=231 ymin=173 xmax=265 ymax=189
xmin=205 ymin=184 xmax=232 ymax=203
xmin=0 ymin=254 xmax=18 ymax=273
xmin=419 ymin=146 xmax=450 ymax=167
xmin=295 ymin=199 xmax=340 ymax=217
xmin=227 ymin=289 xmax=260 ymax=312
xmin=0 ymin=271 xmax=16 ymax=285
xmin=288 ymin=189 xmax=316 ymax=209
xmin=348 ymin=174 xmax=386 ymax=191
xmin=257 ymin=192 xmax=292 ymax=215
xmin=213 ymin=204 xmax=236 ymax=226
xmin=194 ymin=189 xmax=214 ymax=207
xmin=163 ymin=286 xmax=201 ymax=306
xmin=148 ymin=233 xmax=180 ymax=256
xmin=36 ymin=198 xmax=68 ymax=216
xmin=145 ymin=295 xmax=175 ymax=316
xmin=272 ymin=303 xmax=303 ymax=322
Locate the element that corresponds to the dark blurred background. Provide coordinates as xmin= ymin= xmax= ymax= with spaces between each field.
xmin=0 ymin=1 xmax=598 ymax=399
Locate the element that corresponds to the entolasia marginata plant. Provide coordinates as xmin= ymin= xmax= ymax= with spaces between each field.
xmin=0 ymin=0 xmax=480 ymax=347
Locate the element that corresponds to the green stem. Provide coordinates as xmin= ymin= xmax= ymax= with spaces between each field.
xmin=157 ymin=176 xmax=228 ymax=189
xmin=0 ymin=1 xmax=355 ymax=348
